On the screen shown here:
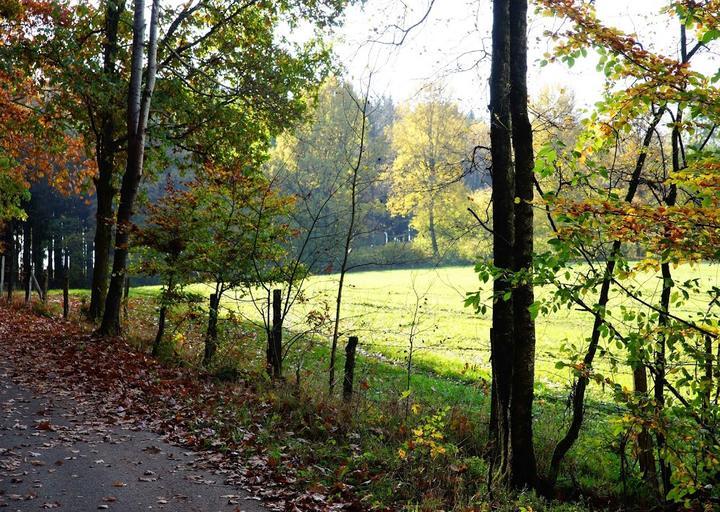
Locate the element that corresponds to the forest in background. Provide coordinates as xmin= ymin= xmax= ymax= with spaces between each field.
xmin=2 ymin=0 xmax=720 ymax=510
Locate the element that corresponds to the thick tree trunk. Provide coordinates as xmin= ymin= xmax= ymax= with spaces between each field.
xmin=89 ymin=171 xmax=114 ymax=319
xmin=508 ymin=0 xmax=537 ymax=490
xmin=88 ymin=0 xmax=126 ymax=320
xmin=100 ymin=163 xmax=139 ymax=334
xmin=100 ymin=0 xmax=160 ymax=335
xmin=488 ymin=0 xmax=514 ymax=480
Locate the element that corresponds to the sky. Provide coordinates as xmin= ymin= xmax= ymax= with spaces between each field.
xmin=327 ymin=0 xmax=694 ymax=116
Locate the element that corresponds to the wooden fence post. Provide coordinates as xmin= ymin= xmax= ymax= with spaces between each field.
xmin=203 ymin=293 xmax=218 ymax=366
xmin=42 ymin=269 xmax=48 ymax=302
xmin=270 ymin=289 xmax=282 ymax=379
xmin=343 ymin=336 xmax=359 ymax=401
xmin=63 ymin=273 xmax=69 ymax=319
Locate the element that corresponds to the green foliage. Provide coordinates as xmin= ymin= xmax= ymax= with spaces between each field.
xmin=266 ymin=77 xmax=392 ymax=271
xmin=387 ymin=92 xmax=476 ymax=258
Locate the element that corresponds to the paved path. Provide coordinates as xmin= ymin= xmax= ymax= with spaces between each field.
xmin=0 ymin=368 xmax=266 ymax=512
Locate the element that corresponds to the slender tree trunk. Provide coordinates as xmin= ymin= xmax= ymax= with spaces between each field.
xmin=31 ymin=215 xmax=43 ymax=285
xmin=329 ymin=85 xmax=368 ymax=394
xmin=488 ymin=0 xmax=514 ymax=480
xmin=63 ymin=255 xmax=69 ymax=320
xmin=656 ymin=259 xmax=673 ymax=494
xmin=704 ymin=335 xmax=713 ymax=411
xmin=4 ymin=222 xmax=14 ymax=302
xmin=89 ymin=0 xmax=126 ymax=320
xmin=23 ymin=221 xmax=31 ymax=303
xmin=152 ymin=305 xmax=167 ymax=356
xmin=508 ymin=0 xmax=537 ymax=490
xmin=428 ymin=199 xmax=439 ymax=259
xmin=654 ymin=110 xmax=682 ymax=496
xmin=100 ymin=0 xmax=160 ymax=335
xmin=633 ymin=364 xmax=659 ymax=492
xmin=47 ymin=241 xmax=53 ymax=289
xmin=152 ymin=276 xmax=171 ymax=356
xmin=546 ymin=106 xmax=666 ymax=490
xmin=53 ymin=233 xmax=62 ymax=288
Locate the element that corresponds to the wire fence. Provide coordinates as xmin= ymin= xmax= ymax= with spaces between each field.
xmin=172 ymin=264 xmax=720 ymax=420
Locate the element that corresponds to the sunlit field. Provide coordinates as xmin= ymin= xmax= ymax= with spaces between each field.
xmin=132 ymin=262 xmax=720 ymax=391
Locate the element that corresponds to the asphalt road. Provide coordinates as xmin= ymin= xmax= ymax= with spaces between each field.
xmin=0 ymin=368 xmax=267 ymax=512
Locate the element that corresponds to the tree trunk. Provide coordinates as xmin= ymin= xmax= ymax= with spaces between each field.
xmin=47 ymin=240 xmax=53 ymax=288
xmin=4 ymin=221 xmax=15 ymax=302
xmin=23 ymin=221 xmax=31 ymax=303
xmin=656 ymin=259 xmax=673 ymax=494
xmin=508 ymin=0 xmax=537 ymax=490
xmin=152 ymin=305 xmax=166 ymax=357
xmin=31 ymin=216 xmax=43 ymax=287
xmin=63 ymin=261 xmax=69 ymax=320
xmin=53 ymin=233 xmax=62 ymax=288
xmin=546 ymin=106 xmax=666 ymax=490
xmin=329 ymin=85 xmax=368 ymax=394
xmin=100 ymin=0 xmax=160 ymax=335
xmin=633 ymin=365 xmax=659 ymax=493
xmin=89 ymin=0 xmax=126 ymax=320
xmin=89 ymin=171 xmax=114 ymax=319
xmin=704 ymin=335 xmax=713 ymax=411
xmin=655 ymin=106 xmax=682 ymax=496
xmin=488 ymin=0 xmax=514 ymax=480
xmin=428 ymin=199 xmax=439 ymax=259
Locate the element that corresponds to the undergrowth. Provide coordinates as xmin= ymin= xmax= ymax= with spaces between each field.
xmin=44 ymin=291 xmax=657 ymax=511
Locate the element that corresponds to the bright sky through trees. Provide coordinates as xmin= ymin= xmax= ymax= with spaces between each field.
xmin=331 ymin=0 xmax=714 ymax=114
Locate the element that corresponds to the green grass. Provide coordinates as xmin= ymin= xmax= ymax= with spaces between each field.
xmin=131 ymin=262 xmax=720 ymax=392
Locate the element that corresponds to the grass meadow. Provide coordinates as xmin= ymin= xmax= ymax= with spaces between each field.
xmin=130 ymin=262 xmax=720 ymax=392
